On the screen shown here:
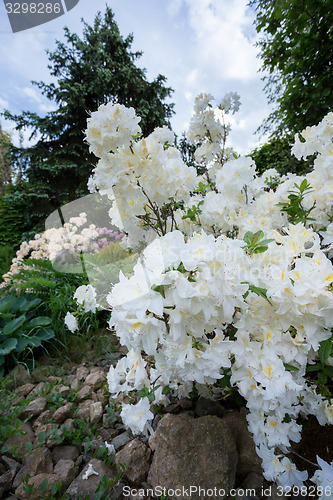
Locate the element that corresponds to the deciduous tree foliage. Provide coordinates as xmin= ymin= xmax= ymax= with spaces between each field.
xmin=3 ymin=7 xmax=174 ymax=235
xmin=251 ymin=0 xmax=333 ymax=136
xmin=0 ymin=125 xmax=12 ymax=196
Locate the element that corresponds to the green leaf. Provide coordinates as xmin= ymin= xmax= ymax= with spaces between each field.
xmin=51 ymin=481 xmax=60 ymax=496
xmin=284 ymin=363 xmax=299 ymax=372
xmin=318 ymin=371 xmax=327 ymax=385
xmin=0 ymin=296 xmax=16 ymax=314
xmin=318 ymin=339 xmax=332 ymax=364
xmin=14 ymin=336 xmax=31 ymax=353
xmin=323 ymin=365 xmax=333 ymax=377
xmin=0 ymin=337 xmax=18 ymax=355
xmin=306 ymin=363 xmax=323 ymax=372
xmin=243 ymin=231 xmax=253 ymax=245
xmin=34 ymin=328 xmax=55 ymax=342
xmin=25 ymin=441 xmax=33 ymax=451
xmin=252 ymin=245 xmax=268 ymax=254
xmin=251 ymin=230 xmax=264 ymax=246
xmin=20 ymin=298 xmax=42 ymax=312
xmin=248 ymin=285 xmax=272 ymax=305
xmin=258 ymin=239 xmax=275 ymax=246
xmin=38 ymin=431 xmax=46 ymax=444
xmin=3 ymin=315 xmax=26 ymax=335
xmin=299 ymin=179 xmax=309 ymax=193
xmin=40 ymin=477 xmax=48 ymax=493
xmin=25 ymin=316 xmax=52 ymax=328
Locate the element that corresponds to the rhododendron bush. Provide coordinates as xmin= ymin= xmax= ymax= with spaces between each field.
xmin=82 ymin=94 xmax=333 ymax=491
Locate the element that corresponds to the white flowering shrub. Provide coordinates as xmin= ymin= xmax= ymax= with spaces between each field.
xmin=0 ymin=213 xmax=99 ymax=289
xmin=83 ymin=95 xmax=333 ymax=490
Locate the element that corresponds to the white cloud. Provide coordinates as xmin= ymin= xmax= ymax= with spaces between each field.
xmin=184 ymin=0 xmax=260 ymax=83
xmin=0 ymin=97 xmax=9 ymax=109
xmin=17 ymin=87 xmax=57 ymax=113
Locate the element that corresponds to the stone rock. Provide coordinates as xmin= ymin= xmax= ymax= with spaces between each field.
xmin=62 ymin=418 xmax=74 ymax=434
xmin=221 ymin=412 xmax=262 ymax=480
xmin=0 ymin=469 xmax=16 ymax=493
xmin=9 ymin=365 xmax=33 ymax=386
xmin=53 ymin=459 xmax=78 ymax=488
xmin=76 ymin=365 xmax=90 ymax=381
xmin=15 ymin=473 xmax=62 ymax=500
xmin=115 ymin=438 xmax=151 ymax=486
xmin=52 ymin=445 xmax=80 ymax=464
xmin=0 ymin=456 xmax=20 ymax=475
xmin=102 ymin=412 xmax=118 ymax=430
xmin=241 ymin=472 xmax=264 ymax=492
xmin=50 ymin=384 xmax=71 ymax=398
xmin=194 ymin=397 xmax=225 ymax=417
xmin=53 ymin=402 xmax=72 ymax=424
xmin=96 ymin=389 xmax=108 ymax=406
xmin=70 ymin=378 xmax=81 ymax=392
xmin=65 ymin=374 xmax=76 ymax=385
xmin=28 ymin=382 xmax=46 ymax=398
xmin=19 ymin=397 xmax=47 ymax=420
xmin=111 ymin=432 xmax=132 ymax=450
xmin=77 ymin=385 xmax=93 ymax=401
xmin=65 ymin=458 xmax=116 ymax=498
xmin=4 ymin=421 xmax=35 ymax=458
xmin=15 ymin=383 xmax=35 ymax=398
xmin=22 ymin=447 xmax=53 ymax=475
xmin=148 ymin=413 xmax=238 ymax=499
xmin=12 ymin=465 xmax=29 ymax=490
xmin=75 ymin=405 xmax=90 ymax=420
xmin=162 ymin=399 xmax=194 ymax=414
xmin=46 ymin=376 xmax=61 ymax=384
xmin=32 ymin=410 xmax=53 ymax=431
xmin=90 ymin=402 xmax=103 ymax=424
xmin=98 ymin=427 xmax=120 ymax=441
xmin=85 ymin=371 xmax=105 ymax=390
xmin=33 ymin=423 xmax=58 ymax=448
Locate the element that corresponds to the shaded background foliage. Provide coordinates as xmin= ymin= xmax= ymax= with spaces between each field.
xmin=250 ymin=0 xmax=333 ymax=137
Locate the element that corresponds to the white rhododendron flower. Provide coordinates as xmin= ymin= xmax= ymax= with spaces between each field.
xmin=64 ymin=312 xmax=78 ymax=333
xmin=311 ymin=457 xmax=333 ymax=499
xmin=86 ymin=102 xmax=141 ymax=157
xmin=120 ymin=397 xmax=154 ymax=435
xmin=74 ymin=284 xmax=98 ymax=313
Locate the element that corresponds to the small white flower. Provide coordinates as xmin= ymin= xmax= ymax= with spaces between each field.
xmin=64 ymin=312 xmax=78 ymax=333
xmin=82 ymin=463 xmax=99 ymax=480
xmin=104 ymin=441 xmax=116 ymax=455
xmin=120 ymin=397 xmax=154 ymax=435
xmin=74 ymin=284 xmax=98 ymax=313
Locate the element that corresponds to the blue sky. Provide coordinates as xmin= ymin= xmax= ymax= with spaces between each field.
xmin=0 ymin=0 xmax=272 ymax=154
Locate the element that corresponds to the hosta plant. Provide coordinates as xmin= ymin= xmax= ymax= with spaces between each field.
xmin=0 ymin=294 xmax=54 ymax=376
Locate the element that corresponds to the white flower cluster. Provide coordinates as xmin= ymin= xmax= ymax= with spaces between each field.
xmin=43 ymin=213 xmax=99 ymax=261
xmin=1 ymin=213 xmax=100 ymax=290
xmin=86 ymin=101 xmax=141 ymax=157
xmin=86 ymin=105 xmax=198 ymax=249
xmin=187 ymin=92 xmax=239 ymax=164
xmin=85 ymin=97 xmax=333 ymax=489
xmin=64 ymin=284 xmax=99 ymax=333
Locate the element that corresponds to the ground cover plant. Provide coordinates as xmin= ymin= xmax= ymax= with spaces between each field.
xmin=73 ymin=95 xmax=333 ymax=493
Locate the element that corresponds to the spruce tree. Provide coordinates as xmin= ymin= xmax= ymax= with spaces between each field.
xmin=3 ymin=7 xmax=174 ymax=235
